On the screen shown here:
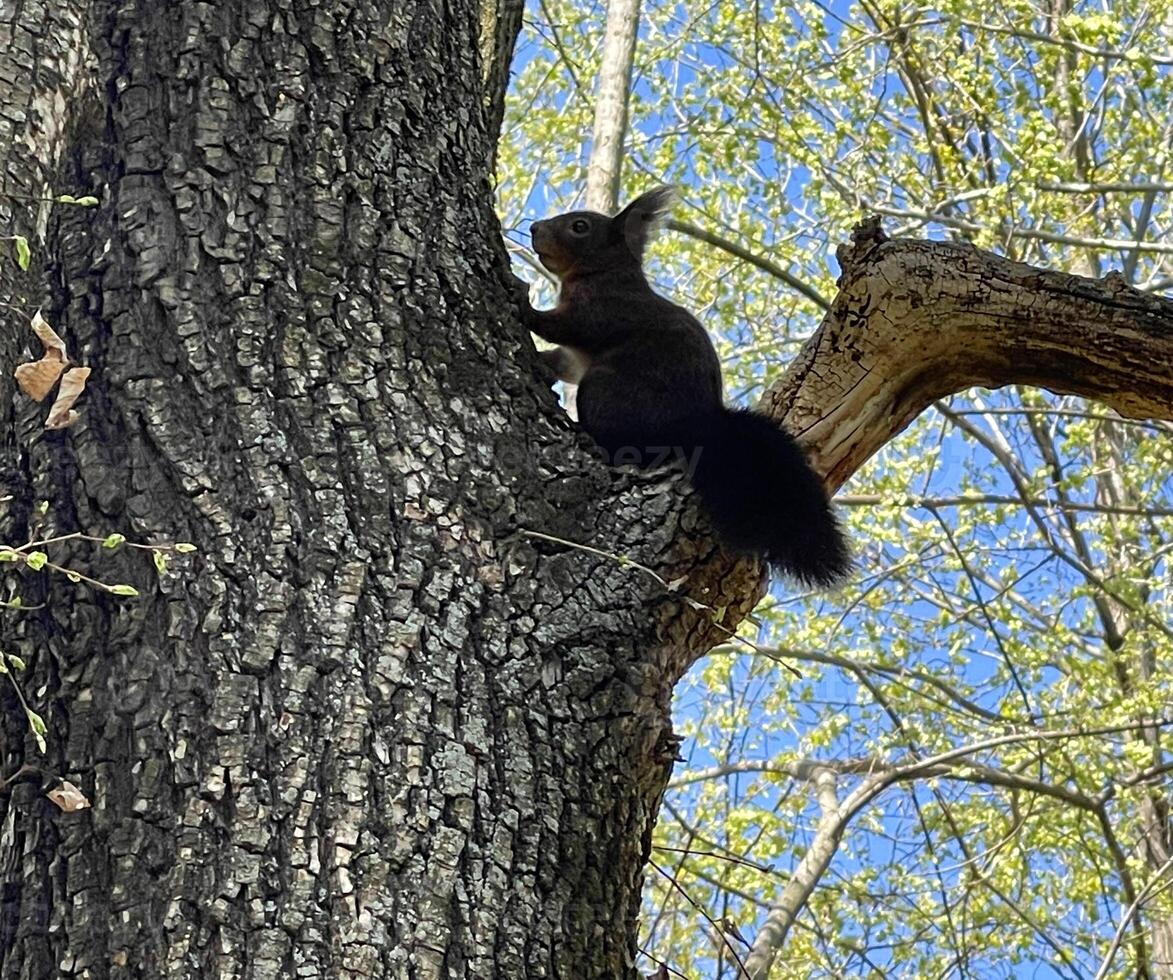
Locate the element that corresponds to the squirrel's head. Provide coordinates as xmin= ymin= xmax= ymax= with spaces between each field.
xmin=530 ymin=186 xmax=676 ymax=280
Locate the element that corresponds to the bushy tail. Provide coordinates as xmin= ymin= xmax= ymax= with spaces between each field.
xmin=684 ymin=408 xmax=851 ymax=587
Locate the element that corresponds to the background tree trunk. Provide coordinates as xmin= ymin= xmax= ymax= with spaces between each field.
xmin=585 ymin=0 xmax=642 ymax=212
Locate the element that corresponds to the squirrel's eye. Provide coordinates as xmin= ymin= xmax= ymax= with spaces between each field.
xmin=569 ymin=218 xmax=591 ymax=235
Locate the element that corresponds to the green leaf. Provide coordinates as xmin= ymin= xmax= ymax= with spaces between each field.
xmin=7 ymin=655 xmax=26 ymax=671
xmin=109 ymin=584 xmax=139 ymax=597
xmin=75 ymin=196 xmax=100 ymax=207
xmin=102 ymin=533 xmax=126 ymax=549
xmin=24 ymin=551 xmax=47 ymax=571
xmin=54 ymin=194 xmax=77 ymax=204
xmin=14 ymin=236 xmax=30 ymax=271
xmin=174 ymin=542 xmax=197 ymax=554
xmin=25 ymin=708 xmax=46 ymax=735
xmin=153 ymin=549 xmax=168 ymax=575
xmin=0 ymin=551 xmax=18 ymax=563
xmin=65 ymin=570 xmax=81 ymax=583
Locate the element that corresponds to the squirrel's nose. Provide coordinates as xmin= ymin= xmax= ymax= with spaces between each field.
xmin=531 ymin=219 xmax=548 ymax=245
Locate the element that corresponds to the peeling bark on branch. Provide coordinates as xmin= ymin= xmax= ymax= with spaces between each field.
xmin=763 ymin=218 xmax=1173 ymax=492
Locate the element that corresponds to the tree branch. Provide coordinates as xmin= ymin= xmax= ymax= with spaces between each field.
xmin=838 ymin=492 xmax=1173 ymax=518
xmin=764 ymin=219 xmax=1173 ymax=493
xmin=585 ymin=0 xmax=641 ymax=211
xmin=865 ymin=202 xmax=1173 ymax=255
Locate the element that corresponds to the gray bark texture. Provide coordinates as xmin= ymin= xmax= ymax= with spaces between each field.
xmin=0 ymin=3 xmax=1171 ymax=980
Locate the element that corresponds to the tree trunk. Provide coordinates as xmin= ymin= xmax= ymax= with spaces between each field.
xmin=0 ymin=2 xmax=694 ymax=977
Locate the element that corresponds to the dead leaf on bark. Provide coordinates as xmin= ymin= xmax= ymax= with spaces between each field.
xmin=29 ymin=310 xmax=67 ymax=358
xmin=14 ymin=358 xmax=66 ymax=402
xmin=13 ymin=311 xmax=69 ymax=402
xmin=44 ymin=367 xmax=91 ymax=430
xmin=46 ymin=779 xmax=91 ymax=812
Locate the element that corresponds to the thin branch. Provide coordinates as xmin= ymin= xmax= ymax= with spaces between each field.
xmin=653 ymin=843 xmax=776 ymax=875
xmin=536 ymin=0 xmax=582 ymax=89
xmin=925 ymin=501 xmax=1034 ymax=717
xmin=1037 ymin=181 xmax=1173 ymax=195
xmin=734 ymin=644 xmax=1012 ymax=724
xmin=1093 ymin=856 xmax=1173 ymax=980
xmin=865 ymin=203 xmax=1173 ymax=255
xmin=837 ymin=493 xmax=1173 ymax=518
xmin=958 ymin=19 xmax=1173 ymax=67
xmin=667 ymin=218 xmax=831 ymax=310
xmin=672 ymin=756 xmax=1108 ymax=813
xmin=648 ymin=859 xmax=750 ymax=978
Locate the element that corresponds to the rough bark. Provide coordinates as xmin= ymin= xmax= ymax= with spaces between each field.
xmin=0 ymin=0 xmax=95 ymax=580
xmin=0 ymin=7 xmax=97 ymax=975
xmin=0 ymin=2 xmax=696 ymax=978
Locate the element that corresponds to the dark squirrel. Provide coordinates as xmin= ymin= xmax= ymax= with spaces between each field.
xmin=513 ymin=186 xmax=850 ymax=587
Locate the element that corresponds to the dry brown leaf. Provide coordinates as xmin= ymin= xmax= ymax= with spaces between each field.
xmin=45 ymin=366 xmax=91 ymax=429
xmin=14 ymin=310 xmax=70 ymax=402
xmin=14 ymin=358 xmax=66 ymax=401
xmin=46 ymin=779 xmax=91 ymax=812
xmin=30 ymin=310 xmax=67 ymax=359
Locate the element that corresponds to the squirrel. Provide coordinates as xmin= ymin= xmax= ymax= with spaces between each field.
xmin=512 ymin=186 xmax=850 ymax=587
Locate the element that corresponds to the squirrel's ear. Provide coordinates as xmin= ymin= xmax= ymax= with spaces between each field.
xmin=611 ymin=185 xmax=676 ymax=258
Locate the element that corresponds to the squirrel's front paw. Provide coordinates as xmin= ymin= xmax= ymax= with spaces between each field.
xmin=509 ymin=273 xmax=532 ymax=306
